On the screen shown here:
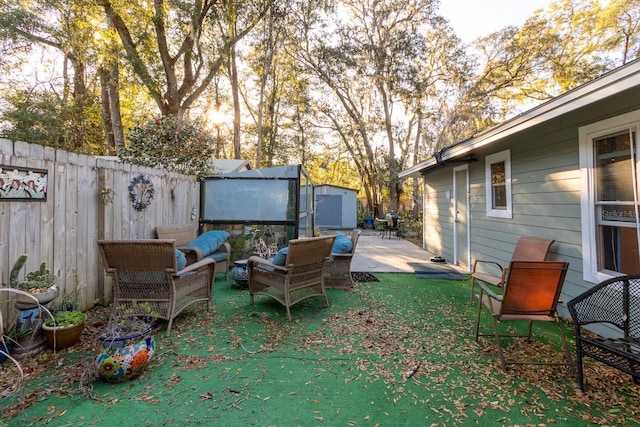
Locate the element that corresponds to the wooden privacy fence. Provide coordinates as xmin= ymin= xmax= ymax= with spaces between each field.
xmin=0 ymin=139 xmax=199 ymax=314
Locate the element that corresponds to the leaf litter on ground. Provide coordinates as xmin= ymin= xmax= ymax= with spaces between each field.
xmin=1 ymin=276 xmax=639 ymax=425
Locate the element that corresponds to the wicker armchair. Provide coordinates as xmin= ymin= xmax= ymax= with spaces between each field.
xmin=156 ymin=224 xmax=231 ymax=279
xmin=325 ymin=229 xmax=361 ymax=289
xmin=247 ymin=235 xmax=335 ymax=321
xmin=97 ymin=239 xmax=215 ymax=336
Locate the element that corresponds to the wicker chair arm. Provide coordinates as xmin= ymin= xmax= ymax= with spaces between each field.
xmin=247 ymin=255 xmax=289 ymax=272
xmin=179 ymin=246 xmax=204 ymax=260
xmin=174 ymin=257 xmax=215 ymax=275
xmin=216 ymin=241 xmax=231 ymax=255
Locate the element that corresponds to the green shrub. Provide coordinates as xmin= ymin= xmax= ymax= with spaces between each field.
xmin=120 ymin=116 xmax=215 ymax=176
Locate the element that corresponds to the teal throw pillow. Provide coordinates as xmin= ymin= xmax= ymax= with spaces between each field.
xmin=332 ymin=232 xmax=353 ymax=254
xmin=272 ymin=247 xmax=289 ymax=266
xmin=187 ymin=230 xmax=230 ymax=257
xmin=175 ymin=249 xmax=187 ymax=270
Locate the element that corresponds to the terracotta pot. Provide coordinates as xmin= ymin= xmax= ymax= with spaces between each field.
xmin=42 ymin=322 xmax=84 ymax=351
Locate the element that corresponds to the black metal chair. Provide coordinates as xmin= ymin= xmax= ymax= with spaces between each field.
xmin=567 ymin=274 xmax=640 ymax=390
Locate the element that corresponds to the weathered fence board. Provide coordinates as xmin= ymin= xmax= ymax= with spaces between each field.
xmin=0 ymin=140 xmax=199 ymax=314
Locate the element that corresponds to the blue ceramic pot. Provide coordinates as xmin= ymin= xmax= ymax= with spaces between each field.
xmin=231 ymin=259 xmax=249 ymax=286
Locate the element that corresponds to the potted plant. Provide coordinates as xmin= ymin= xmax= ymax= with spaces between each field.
xmin=0 ymin=287 xmax=49 ymax=369
xmin=6 ymin=255 xmax=58 ymax=358
xmin=10 ymin=255 xmax=59 ymax=307
xmin=42 ymin=310 xmax=86 ymax=351
xmin=95 ymin=302 xmax=157 ymax=383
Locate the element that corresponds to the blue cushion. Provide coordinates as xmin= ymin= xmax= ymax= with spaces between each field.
xmin=272 ymin=247 xmax=289 ymax=266
xmin=332 ymin=232 xmax=353 ymax=254
xmin=187 ymin=230 xmax=229 ymax=256
xmin=176 ymin=250 xmax=187 ymax=270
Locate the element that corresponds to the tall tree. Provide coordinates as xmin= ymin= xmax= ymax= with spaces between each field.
xmin=338 ymin=0 xmax=441 ymax=211
xmin=99 ymin=0 xmax=269 ymax=119
xmin=0 ymin=0 xmax=106 ymax=152
xmin=293 ymin=0 xmax=470 ymax=213
xmin=472 ymin=0 xmax=640 ymax=111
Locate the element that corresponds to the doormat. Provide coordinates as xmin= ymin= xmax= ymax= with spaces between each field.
xmin=407 ymin=262 xmax=467 ymax=281
xmin=351 ymin=272 xmax=379 ymax=282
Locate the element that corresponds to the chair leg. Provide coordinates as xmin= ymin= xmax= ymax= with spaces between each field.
xmin=322 ymin=286 xmax=330 ymax=308
xmin=555 ymin=319 xmax=575 ymax=376
xmin=284 ymin=289 xmax=293 ymax=321
xmin=165 ymin=319 xmax=173 ymax=337
xmin=575 ymin=339 xmax=585 ymax=390
xmin=492 ymin=316 xmax=507 ymax=370
xmin=474 ymin=289 xmax=484 ymax=341
xmin=469 ymin=276 xmax=477 ymax=304
xmin=526 ymin=320 xmax=533 ymax=342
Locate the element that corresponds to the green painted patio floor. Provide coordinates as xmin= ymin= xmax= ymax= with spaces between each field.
xmin=2 ymin=274 xmax=639 ymax=426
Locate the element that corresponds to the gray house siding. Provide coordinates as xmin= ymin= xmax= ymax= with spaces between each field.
xmin=418 ymin=78 xmax=640 ymax=322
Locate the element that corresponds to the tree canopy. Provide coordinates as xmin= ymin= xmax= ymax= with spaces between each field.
xmin=0 ymin=0 xmax=638 ymax=214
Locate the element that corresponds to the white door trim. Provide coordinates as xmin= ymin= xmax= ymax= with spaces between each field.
xmin=453 ymin=165 xmax=471 ymax=271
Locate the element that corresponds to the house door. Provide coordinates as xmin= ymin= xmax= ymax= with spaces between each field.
xmin=453 ymin=165 xmax=470 ymax=271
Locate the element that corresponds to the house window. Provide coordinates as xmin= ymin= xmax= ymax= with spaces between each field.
xmin=485 ymin=150 xmax=512 ymax=218
xmin=579 ymin=110 xmax=640 ymax=283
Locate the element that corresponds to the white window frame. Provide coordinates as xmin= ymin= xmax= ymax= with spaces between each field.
xmin=485 ymin=150 xmax=512 ymax=218
xmin=579 ymin=109 xmax=640 ymax=283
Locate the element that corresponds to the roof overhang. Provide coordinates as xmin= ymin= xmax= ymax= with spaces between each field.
xmin=399 ymin=59 xmax=640 ymax=179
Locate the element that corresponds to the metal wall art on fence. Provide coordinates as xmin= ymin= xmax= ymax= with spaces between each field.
xmin=0 ymin=165 xmax=48 ymax=201
xmin=128 ymin=174 xmax=155 ymax=211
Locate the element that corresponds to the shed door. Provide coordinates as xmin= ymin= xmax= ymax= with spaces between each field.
xmin=454 ymin=166 xmax=470 ymax=271
xmin=317 ymin=195 xmax=342 ymax=227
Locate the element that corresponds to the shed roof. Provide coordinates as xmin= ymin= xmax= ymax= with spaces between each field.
xmin=315 ymin=184 xmax=359 ymax=193
xmin=399 ymin=58 xmax=640 ymax=179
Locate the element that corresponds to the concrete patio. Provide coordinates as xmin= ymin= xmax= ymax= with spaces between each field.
xmin=327 ymin=229 xmax=440 ymax=273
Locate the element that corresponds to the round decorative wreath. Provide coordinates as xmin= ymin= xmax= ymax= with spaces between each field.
xmin=128 ymin=174 xmax=155 ymax=211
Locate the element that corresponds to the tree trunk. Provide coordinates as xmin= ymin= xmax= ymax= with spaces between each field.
xmin=378 ymin=82 xmax=397 ymax=212
xmin=411 ymin=111 xmax=424 ymax=219
xmin=230 ymin=43 xmax=242 ymax=159
xmin=107 ymin=66 xmax=124 ymax=155
xmin=99 ymin=68 xmax=116 ymax=154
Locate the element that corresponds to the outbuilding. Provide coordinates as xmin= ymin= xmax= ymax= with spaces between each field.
xmin=315 ymin=184 xmax=358 ymax=230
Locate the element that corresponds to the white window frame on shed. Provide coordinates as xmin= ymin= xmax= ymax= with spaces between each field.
xmin=485 ymin=150 xmax=512 ymax=218
xmin=579 ymin=109 xmax=640 ymax=284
